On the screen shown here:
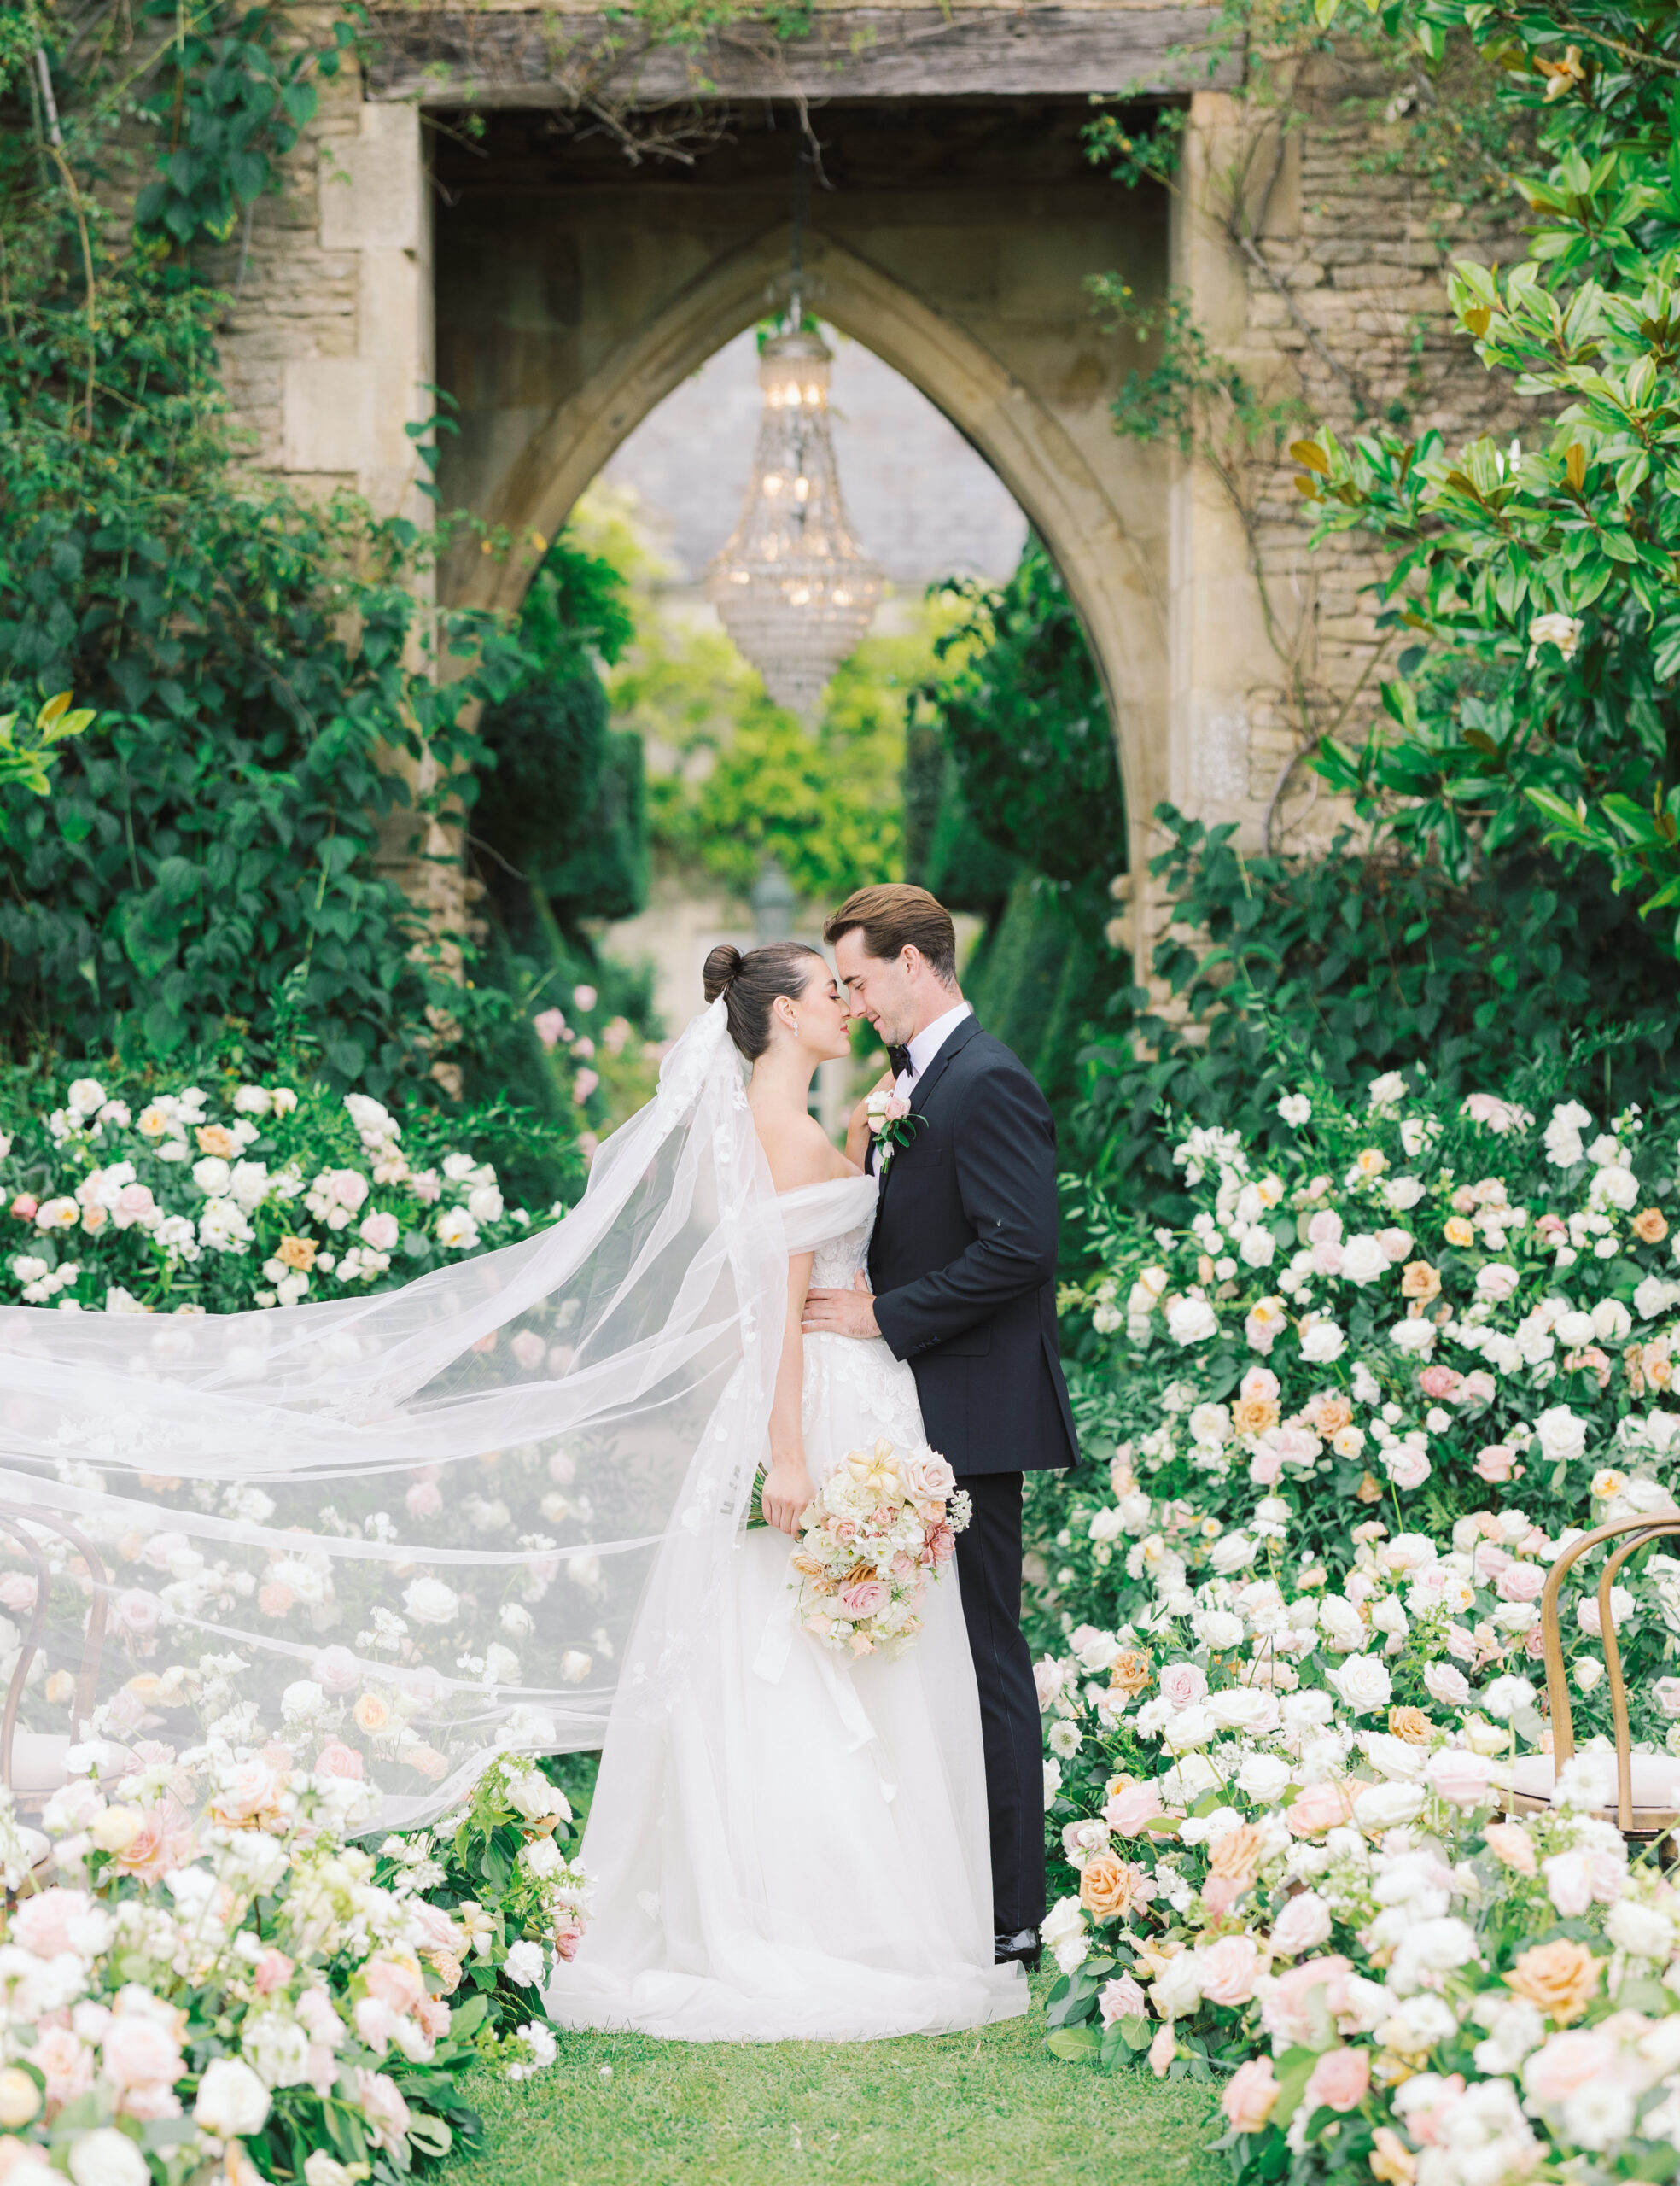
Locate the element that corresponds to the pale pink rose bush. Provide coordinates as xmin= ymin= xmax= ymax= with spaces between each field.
xmin=1032 ymin=1070 xmax=1680 ymax=2182
xmin=0 ymin=1747 xmax=582 ymax=2183
xmin=0 ymin=1072 xmax=553 ymax=1314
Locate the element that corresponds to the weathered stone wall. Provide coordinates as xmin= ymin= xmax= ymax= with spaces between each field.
xmin=211 ymin=1 xmax=1526 ymax=961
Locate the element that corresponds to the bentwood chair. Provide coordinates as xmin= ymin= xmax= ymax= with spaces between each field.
xmin=0 ymin=1505 xmax=109 ymax=1811
xmin=1496 ymin=1512 xmax=1680 ymax=1842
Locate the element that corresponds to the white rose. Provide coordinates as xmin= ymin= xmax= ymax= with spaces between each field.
xmin=1166 ymin=1296 xmax=1218 ymax=1346
xmin=1300 ymin=1318 xmax=1346 ymax=1364
xmin=192 ymin=1155 xmax=232 ymax=1196
xmin=1340 ymin=1235 xmax=1390 ymax=1286
xmin=1277 ymin=1094 xmax=1312 ymax=1127
xmin=466 ymin=1184 xmax=505 ymax=1225
xmin=1152 ymin=1952 xmax=1205 ymax=2020
xmin=194 ymin=2057 xmax=272 ymax=2137
xmin=1535 ymin=1406 xmax=1587 ymax=1464
xmin=1554 ymin=1310 xmax=1594 ymax=1348
xmin=1040 ymin=1893 xmax=1086 ymax=1967
xmin=1042 ymin=1758 xmax=1063 ymax=1810
xmin=1354 ymin=1780 xmax=1425 ymax=1832
xmin=1476 ymin=1264 xmax=1520 ymax=1303
xmin=436 ymin=1207 xmax=480 ymax=1251
xmin=242 ymin=2010 xmax=312 ymax=2088
xmin=1206 ymin=1686 xmax=1280 ymax=1734
xmin=1210 ymin=1532 xmax=1257 ymax=1575
xmin=1384 ymin=1177 xmax=1425 ymax=1213
xmin=1327 ymin=1652 xmax=1393 ymax=1714
xmin=402 ymin=1577 xmax=460 ymax=1626
xmin=1235 ymin=1752 xmax=1292 ymax=1803
xmin=503 ymin=1939 xmax=546 ymax=1986
xmin=1196 ymin=1610 xmax=1245 ymax=1651
xmin=1390 ymin=1318 xmax=1437 ymax=1357
xmin=1605 ymin=1899 xmax=1674 ymax=1958
xmin=68 ymin=2132 xmax=149 ymax=2186
xmin=1240 ymin=1227 xmax=1276 ymax=1268
xmin=1591 ymin=1165 xmax=1639 ymax=1212
xmin=1591 ymin=1298 xmax=1632 ymax=1342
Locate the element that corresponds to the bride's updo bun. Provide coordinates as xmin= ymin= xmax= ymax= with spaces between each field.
xmin=703 ymin=939 xmax=825 ymax=1061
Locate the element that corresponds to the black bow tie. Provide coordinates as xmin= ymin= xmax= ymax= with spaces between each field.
xmin=887 ymin=1045 xmax=912 ymax=1079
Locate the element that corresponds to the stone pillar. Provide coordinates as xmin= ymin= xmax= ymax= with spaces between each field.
xmin=1166 ymin=91 xmax=1275 ymax=851
xmin=281 ymin=102 xmax=435 ymax=526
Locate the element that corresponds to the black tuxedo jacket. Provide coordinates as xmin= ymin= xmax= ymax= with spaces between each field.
xmin=866 ymin=1014 xmax=1078 ymax=1478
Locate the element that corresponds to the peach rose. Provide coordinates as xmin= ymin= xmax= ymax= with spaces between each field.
xmin=1208 ymin=1822 xmax=1265 ymax=1889
xmin=207 ymin=1759 xmax=283 ymax=1829
xmin=1304 ymin=2046 xmax=1369 ymax=2115
xmin=1386 ymin=1706 xmax=1429 ymax=1745
xmin=1234 ymin=1395 xmax=1281 ymax=1437
xmin=195 ymin=1124 xmax=236 ymax=1158
xmin=276 ymin=1234 xmax=317 ymax=1272
xmin=405 ymin=1745 xmax=448 ymax=1780
xmin=1480 ymin=1823 xmax=1537 ymax=1877
xmin=1633 ymin=1207 xmax=1669 ymax=1244
xmin=1110 ymin=1650 xmax=1153 ymax=1696
xmin=1221 ymin=2056 xmax=1280 ymax=2134
xmin=1080 ymin=1853 xmax=1145 ymax=1920
xmin=1370 ymin=2127 xmax=1418 ymax=2184
xmin=353 ymin=1692 xmax=393 ymax=1736
xmin=1401 ymin=1261 xmax=1441 ymax=1302
xmin=108 ymin=1801 xmax=193 ymax=1883
xmin=1504 ymin=1938 xmax=1601 ymax=2025
xmin=257 ymin=1581 xmax=295 ymax=1618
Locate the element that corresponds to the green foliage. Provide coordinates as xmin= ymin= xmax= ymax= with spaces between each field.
xmin=1073 ymin=804 xmax=1680 ymax=1228
xmin=0 ymin=4 xmax=530 ymax=1092
xmin=1293 ymin=0 xmax=1680 ymax=941
xmin=0 ymin=689 xmax=92 ymax=804
xmin=913 ymin=539 xmax=1126 ymax=889
xmin=963 ymin=874 xmax=1117 ymax=1123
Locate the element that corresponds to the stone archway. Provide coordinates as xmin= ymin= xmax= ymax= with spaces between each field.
xmin=451 ymin=220 xmax=1164 ymax=868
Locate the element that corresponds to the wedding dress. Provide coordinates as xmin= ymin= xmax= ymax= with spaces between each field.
xmin=546 ymin=1172 xmax=1028 ymax=2042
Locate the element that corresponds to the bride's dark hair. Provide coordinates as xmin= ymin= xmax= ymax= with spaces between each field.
xmin=703 ymin=940 xmax=826 ymax=1061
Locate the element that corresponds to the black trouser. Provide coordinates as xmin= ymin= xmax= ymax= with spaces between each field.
xmin=951 ymin=1470 xmax=1045 ymax=1938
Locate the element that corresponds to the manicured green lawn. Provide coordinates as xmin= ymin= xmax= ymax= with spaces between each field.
xmin=446 ymin=1979 xmax=1222 ymax=2186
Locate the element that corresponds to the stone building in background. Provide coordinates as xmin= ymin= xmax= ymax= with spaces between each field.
xmin=217 ymin=0 xmax=1522 ymax=971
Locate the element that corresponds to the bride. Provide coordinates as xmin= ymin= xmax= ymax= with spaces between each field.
xmin=0 ymin=936 xmax=1024 ymax=2044
xmin=546 ymin=941 xmax=1027 ymax=2040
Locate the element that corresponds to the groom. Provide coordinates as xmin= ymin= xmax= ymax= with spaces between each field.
xmin=802 ymin=883 xmax=1077 ymax=1969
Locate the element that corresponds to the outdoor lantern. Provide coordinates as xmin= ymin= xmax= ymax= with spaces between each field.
xmin=705 ymin=327 xmax=884 ymax=722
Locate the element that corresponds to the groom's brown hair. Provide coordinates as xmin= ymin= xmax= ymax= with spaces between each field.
xmin=824 ymin=884 xmax=958 ymax=982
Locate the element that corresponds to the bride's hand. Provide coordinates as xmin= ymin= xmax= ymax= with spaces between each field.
xmin=761 ymin=1455 xmax=814 ymax=1537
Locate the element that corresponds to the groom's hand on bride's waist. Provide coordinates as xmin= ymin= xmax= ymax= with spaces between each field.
xmin=802 ymin=1270 xmax=879 ymax=1340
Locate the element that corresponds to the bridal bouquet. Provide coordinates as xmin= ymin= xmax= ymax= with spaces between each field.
xmin=788 ymin=1438 xmax=971 ymax=1660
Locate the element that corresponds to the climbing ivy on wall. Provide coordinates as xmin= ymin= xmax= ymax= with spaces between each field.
xmin=0 ymin=1 xmax=530 ymax=1093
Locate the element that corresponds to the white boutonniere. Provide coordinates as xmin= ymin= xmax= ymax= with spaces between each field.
xmin=867 ymin=1087 xmax=924 ymax=1171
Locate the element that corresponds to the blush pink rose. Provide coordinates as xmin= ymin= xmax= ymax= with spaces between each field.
xmin=1312 ymin=1240 xmax=1345 ymax=1276
xmin=1222 ymin=2056 xmax=1280 ymax=2133
xmin=1148 ymin=2022 xmax=1176 ymax=2078
xmin=1307 ymin=1211 xmax=1343 ymax=1247
xmin=926 ymin=1524 xmax=955 ymax=1563
xmin=1445 ymin=1622 xmax=1479 ymax=1662
xmin=839 ymin=1580 xmax=890 ymax=1619
xmin=1475 ymin=1444 xmax=1518 ymax=1483
xmin=1104 ymin=1783 xmax=1165 ymax=1836
xmin=405 ymin=1481 xmax=443 ymax=1520
xmin=1261 ymin=1956 xmax=1354 ymax=2046
xmin=416 ymin=1995 xmax=452 ymax=2041
xmin=553 ymin=1916 xmax=584 ymax=1962
xmin=1377 ymin=1229 xmax=1414 ymax=1263
xmin=102 ymin=2013 xmax=184 ymax=2091
xmin=1158 ymin=1662 xmax=1208 ymax=1710
xmin=1388 ymin=1447 xmax=1431 ymax=1490
xmin=363 ymin=1953 xmax=425 ymax=2016
xmin=1426 ymin=1750 xmax=1492 ymax=1809
xmin=1419 ymin=1366 xmax=1462 ymax=1400
xmin=14 ymin=1888 xmax=96 ymax=1959
xmin=1198 ymin=1933 xmax=1261 ymax=2006
xmin=114 ymin=1588 xmax=164 ymax=1635
xmin=1249 ymin=1446 xmax=1283 ymax=1487
xmin=1270 ymin=1889 xmax=1333 ymax=1957
xmin=1460 ymin=1371 xmax=1496 ymax=1406
xmin=1523 ymin=2029 xmax=1614 ymax=2104
xmin=10 ymin=1193 xmax=38 ymax=1220
xmin=314 ymin=1739 xmax=365 ymax=1781
xmin=32 ymin=2025 xmax=93 ymax=2109
xmin=1286 ymin=1783 xmax=1356 ymax=1838
xmin=0 ymin=1572 xmax=38 ymax=1612
xmin=312 ymin=1645 xmax=361 ymax=1693
xmin=108 ymin=1802 xmax=193 ymax=1884
xmin=254 ymin=1949 xmax=295 ymax=1996
xmin=1496 ymin=1563 xmax=1545 ymax=1604
xmin=1304 ymin=2046 xmax=1369 ymax=2114
xmin=358 ymin=1210 xmax=400 ymax=1252
xmin=510 ymin=1329 xmax=545 ymax=1371
xmin=1099 ymin=1974 xmax=1148 ymax=2025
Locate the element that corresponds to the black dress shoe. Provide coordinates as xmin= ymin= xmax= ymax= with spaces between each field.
xmin=995 ymin=1928 xmax=1041 ymax=1969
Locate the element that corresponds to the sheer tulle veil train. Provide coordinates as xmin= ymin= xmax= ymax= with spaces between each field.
xmin=0 ymin=1002 xmax=802 ymax=1827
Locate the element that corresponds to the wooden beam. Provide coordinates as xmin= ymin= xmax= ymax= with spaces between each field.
xmin=365 ymin=6 xmax=1236 ymax=106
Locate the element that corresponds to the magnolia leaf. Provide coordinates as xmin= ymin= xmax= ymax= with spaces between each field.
xmin=1290 ymin=439 xmax=1330 ymax=475
xmin=1565 ymin=442 xmax=1588 ymax=490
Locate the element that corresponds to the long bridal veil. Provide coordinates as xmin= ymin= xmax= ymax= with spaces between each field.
xmin=0 ymin=1002 xmax=786 ymax=1827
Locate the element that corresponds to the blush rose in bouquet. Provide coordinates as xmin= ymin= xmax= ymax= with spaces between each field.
xmin=785 ymin=1439 xmax=971 ymax=1661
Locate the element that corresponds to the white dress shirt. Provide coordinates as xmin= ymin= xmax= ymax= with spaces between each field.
xmin=893 ymin=1001 xmax=973 ymax=1102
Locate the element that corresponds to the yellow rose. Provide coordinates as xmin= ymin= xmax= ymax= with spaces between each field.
xmin=1443 ymin=1217 xmax=1475 ymax=1248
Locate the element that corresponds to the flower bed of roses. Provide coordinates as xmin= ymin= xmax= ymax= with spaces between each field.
xmin=0 ymin=1069 xmax=560 ymax=1316
xmin=1024 ymin=1066 xmax=1680 ymax=2183
xmin=0 ymin=1748 xmax=589 ymax=2186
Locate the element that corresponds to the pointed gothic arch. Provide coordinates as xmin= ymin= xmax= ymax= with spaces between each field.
xmin=446 ymin=224 xmax=1166 ymax=876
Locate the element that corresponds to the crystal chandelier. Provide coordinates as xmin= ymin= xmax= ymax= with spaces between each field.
xmin=705 ymin=326 xmax=884 ymax=721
